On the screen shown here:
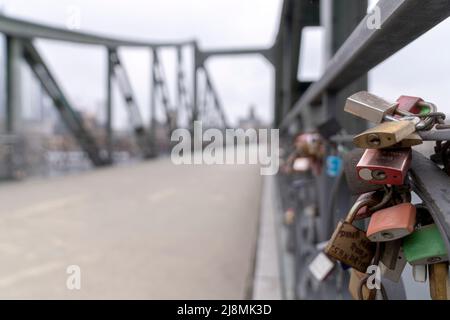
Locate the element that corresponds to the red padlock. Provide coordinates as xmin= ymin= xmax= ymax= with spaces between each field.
xmin=396 ymin=95 xmax=424 ymax=114
xmin=366 ymin=203 xmax=416 ymax=242
xmin=356 ymin=148 xmax=411 ymax=185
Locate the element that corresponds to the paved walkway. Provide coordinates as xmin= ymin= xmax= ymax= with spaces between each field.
xmin=0 ymin=157 xmax=262 ymax=299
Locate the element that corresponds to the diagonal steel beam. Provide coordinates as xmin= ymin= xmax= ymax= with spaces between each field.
xmin=202 ymin=66 xmax=229 ymax=128
xmin=21 ymin=40 xmax=107 ymax=166
xmin=281 ymin=0 xmax=450 ymax=129
xmin=110 ymin=50 xmax=153 ymax=158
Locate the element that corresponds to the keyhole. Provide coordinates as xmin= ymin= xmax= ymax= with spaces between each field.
xmin=367 ymin=134 xmax=381 ymax=146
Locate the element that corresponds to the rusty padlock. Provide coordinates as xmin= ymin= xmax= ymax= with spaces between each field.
xmin=324 ymin=199 xmax=376 ymax=273
xmin=343 ymin=149 xmax=384 ymax=195
xmin=356 ymin=148 xmax=412 ymax=185
xmin=366 ymin=203 xmax=416 ymax=242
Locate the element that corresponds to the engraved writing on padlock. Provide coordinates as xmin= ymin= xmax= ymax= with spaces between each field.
xmin=356 ymin=148 xmax=412 ymax=185
xmin=343 ymin=149 xmax=383 ymax=195
xmin=403 ymin=224 xmax=449 ymax=265
xmin=366 ymin=203 xmax=416 ymax=242
xmin=345 ymin=91 xmax=398 ymax=124
xmin=324 ymin=199 xmax=376 ymax=273
xmin=353 ymin=121 xmax=416 ymax=149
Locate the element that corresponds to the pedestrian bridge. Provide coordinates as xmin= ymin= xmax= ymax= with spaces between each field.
xmin=0 ymin=155 xmax=273 ymax=299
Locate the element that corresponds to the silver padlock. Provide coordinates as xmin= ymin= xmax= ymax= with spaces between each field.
xmin=381 ymin=240 xmax=402 ymax=269
xmin=412 ymin=264 xmax=427 ymax=283
xmin=380 ymin=245 xmax=407 ymax=283
xmin=308 ymin=252 xmax=335 ymax=281
xmin=344 ymin=91 xmax=398 ymax=124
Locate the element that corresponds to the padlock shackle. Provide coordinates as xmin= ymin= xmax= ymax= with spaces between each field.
xmin=395 ymin=100 xmax=437 ymax=130
xmin=345 ymin=199 xmax=377 ymax=224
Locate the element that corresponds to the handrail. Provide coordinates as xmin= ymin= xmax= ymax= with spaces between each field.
xmin=280 ymin=0 xmax=450 ymax=129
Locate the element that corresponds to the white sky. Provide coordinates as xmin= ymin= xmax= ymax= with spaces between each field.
xmin=1 ymin=0 xmax=450 ymax=128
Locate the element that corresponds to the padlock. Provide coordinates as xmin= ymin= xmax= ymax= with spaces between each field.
xmin=353 ymin=120 xmax=416 ymax=149
xmin=380 ymin=244 xmax=406 ymax=283
xmin=348 ymin=269 xmax=376 ymax=300
xmin=366 ymin=203 xmax=416 ymax=242
xmin=381 ymin=240 xmax=402 ymax=269
xmin=429 ymin=262 xmax=449 ymax=300
xmin=396 ymin=96 xmax=436 ymax=130
xmin=284 ymin=207 xmax=295 ymax=225
xmin=303 ymin=133 xmax=323 ymax=157
xmin=397 ymin=95 xmax=425 ymax=114
xmin=412 ymin=264 xmax=427 ymax=282
xmin=326 ymin=155 xmax=342 ymax=177
xmin=386 ymin=133 xmax=423 ymax=148
xmin=343 ymin=149 xmax=383 ymax=195
xmin=308 ymin=252 xmax=335 ymax=281
xmin=324 ymin=199 xmax=376 ymax=272
xmin=356 ymin=148 xmax=412 ymax=185
xmin=292 ymin=157 xmax=311 ymax=172
xmin=345 ymin=91 xmax=398 ymax=123
xmin=403 ymin=224 xmax=449 ymax=265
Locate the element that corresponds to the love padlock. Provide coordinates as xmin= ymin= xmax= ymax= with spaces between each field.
xmin=326 ymin=155 xmax=342 ymax=177
xmin=396 ymin=95 xmax=425 ymax=115
xmin=324 ymin=199 xmax=376 ymax=272
xmin=353 ymin=120 xmax=417 ymax=149
xmin=356 ymin=148 xmax=412 ymax=185
xmin=343 ymin=149 xmax=384 ymax=195
xmin=380 ymin=240 xmax=407 ymax=283
xmin=366 ymin=203 xmax=416 ymax=242
xmin=403 ymin=224 xmax=449 ymax=265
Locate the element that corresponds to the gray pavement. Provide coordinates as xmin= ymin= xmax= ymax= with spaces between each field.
xmin=0 ymin=158 xmax=262 ymax=299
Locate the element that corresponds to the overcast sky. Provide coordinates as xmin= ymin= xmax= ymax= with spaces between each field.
xmin=1 ymin=0 xmax=450 ymax=129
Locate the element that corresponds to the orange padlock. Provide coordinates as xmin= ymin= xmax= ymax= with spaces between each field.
xmin=366 ymin=203 xmax=416 ymax=242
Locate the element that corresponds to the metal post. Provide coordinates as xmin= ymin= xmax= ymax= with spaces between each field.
xmin=149 ymin=48 xmax=157 ymax=156
xmin=316 ymin=90 xmax=338 ymax=242
xmin=5 ymin=36 xmax=22 ymax=134
xmin=4 ymin=36 xmax=23 ymax=179
xmin=329 ymin=0 xmax=368 ymax=135
xmin=313 ymin=0 xmax=368 ymax=242
xmin=192 ymin=43 xmax=199 ymax=127
xmin=106 ymin=48 xmax=114 ymax=164
xmin=176 ymin=46 xmax=183 ymax=115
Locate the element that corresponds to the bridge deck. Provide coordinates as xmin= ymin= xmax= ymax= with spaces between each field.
xmin=0 ymin=158 xmax=262 ymax=299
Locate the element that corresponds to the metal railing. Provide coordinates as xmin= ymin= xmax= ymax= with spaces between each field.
xmin=274 ymin=0 xmax=450 ymax=299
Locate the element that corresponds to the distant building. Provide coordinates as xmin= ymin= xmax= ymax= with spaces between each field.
xmin=238 ymin=105 xmax=265 ymax=130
